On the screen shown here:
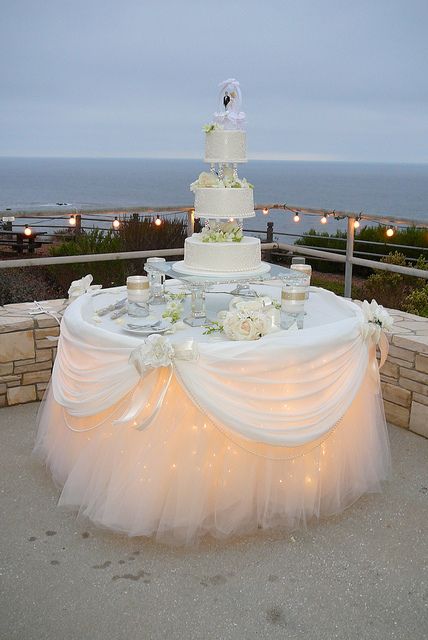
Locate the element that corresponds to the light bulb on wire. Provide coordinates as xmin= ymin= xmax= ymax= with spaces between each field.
xmin=293 ymin=213 xmax=300 ymax=223
xmin=353 ymin=219 xmax=360 ymax=229
xmin=69 ymin=214 xmax=76 ymax=227
xmin=320 ymin=215 xmax=328 ymax=224
xmin=112 ymin=217 xmax=120 ymax=230
xmin=386 ymin=226 xmax=395 ymax=238
xmin=155 ymin=215 xmax=162 ymax=227
xmin=262 ymin=208 xmax=269 ymax=216
xmin=24 ymin=224 xmax=32 ymax=237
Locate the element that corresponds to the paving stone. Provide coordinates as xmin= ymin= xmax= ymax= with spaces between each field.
xmin=36 ymin=338 xmax=58 ymax=349
xmin=35 ymin=316 xmax=61 ymax=328
xmin=413 ymin=392 xmax=428 ymax=407
xmin=0 ymin=330 xmax=35 ymax=363
xmin=0 ymin=383 xmax=6 ymax=394
xmin=388 ymin=356 xmax=414 ymax=370
xmin=415 ymin=354 xmax=428 ymax=374
xmin=381 ymin=382 xmax=411 ymax=408
xmin=6 ymin=385 xmax=36 ymax=405
xmin=0 ymin=375 xmax=20 ymax=383
xmin=0 ymin=395 xmax=6 ymax=408
xmin=0 ymin=317 xmax=34 ymax=334
xmin=0 ymin=363 xmax=13 ymax=376
xmin=35 ymin=327 xmax=60 ymax=339
xmin=399 ymin=368 xmax=428 ymax=385
xmin=380 ymin=360 xmax=399 ymax=380
xmin=409 ymin=402 xmax=428 ymax=438
xmin=388 ymin=344 xmax=415 ymax=363
xmin=16 ymin=358 xmax=36 ymax=366
xmin=22 ymin=370 xmax=51 ymax=385
xmin=399 ymin=377 xmax=428 ymax=396
xmin=392 ymin=335 xmax=428 ymax=355
xmin=36 ymin=350 xmax=52 ymax=363
xmin=14 ymin=360 xmax=53 ymax=374
xmin=383 ymin=400 xmax=409 ymax=429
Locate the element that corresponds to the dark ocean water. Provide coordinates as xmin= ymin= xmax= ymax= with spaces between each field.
xmin=0 ymin=157 xmax=427 ymax=236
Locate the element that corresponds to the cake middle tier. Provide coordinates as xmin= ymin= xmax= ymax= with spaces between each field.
xmin=194 ymin=187 xmax=255 ymax=219
xmin=184 ymin=234 xmax=261 ymax=273
xmin=205 ymin=130 xmax=247 ymax=163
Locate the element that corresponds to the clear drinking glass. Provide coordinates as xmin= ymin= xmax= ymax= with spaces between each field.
xmin=145 ymin=257 xmax=166 ymax=305
xmin=280 ymin=274 xmax=310 ymax=329
xmin=290 ymin=256 xmax=312 ymax=281
xmin=127 ymin=276 xmax=150 ymax=317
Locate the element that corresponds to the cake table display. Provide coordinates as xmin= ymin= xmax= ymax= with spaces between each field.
xmin=173 ymin=78 xmax=270 ymax=277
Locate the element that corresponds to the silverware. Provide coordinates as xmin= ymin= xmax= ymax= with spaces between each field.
xmin=111 ymin=306 xmax=128 ymax=319
xmin=96 ymin=298 xmax=127 ymax=316
xmin=126 ymin=320 xmax=161 ymax=330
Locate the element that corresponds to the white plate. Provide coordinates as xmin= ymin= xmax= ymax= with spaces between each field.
xmin=172 ymin=261 xmax=271 ymax=278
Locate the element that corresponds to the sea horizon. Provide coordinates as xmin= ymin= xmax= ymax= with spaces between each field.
xmin=1 ymin=157 xmax=427 ymax=237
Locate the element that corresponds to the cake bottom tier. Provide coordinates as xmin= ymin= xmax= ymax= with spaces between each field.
xmin=184 ymin=234 xmax=261 ymax=273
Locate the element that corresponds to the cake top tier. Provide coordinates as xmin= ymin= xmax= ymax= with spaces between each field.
xmin=211 ymin=78 xmax=246 ymax=131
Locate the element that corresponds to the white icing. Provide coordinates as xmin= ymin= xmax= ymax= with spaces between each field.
xmin=184 ymin=235 xmax=261 ymax=273
xmin=205 ymin=130 xmax=247 ymax=163
xmin=194 ymin=187 xmax=255 ymax=219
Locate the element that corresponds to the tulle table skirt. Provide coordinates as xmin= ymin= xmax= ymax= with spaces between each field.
xmin=35 ymin=370 xmax=390 ymax=545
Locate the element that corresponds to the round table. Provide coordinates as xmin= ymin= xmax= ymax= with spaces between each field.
xmin=34 ymin=282 xmax=390 ymax=544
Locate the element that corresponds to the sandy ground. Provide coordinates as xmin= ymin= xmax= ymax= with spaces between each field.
xmin=1 ymin=402 xmax=427 ymax=640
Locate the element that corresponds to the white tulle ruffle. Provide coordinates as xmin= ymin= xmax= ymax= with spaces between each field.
xmin=34 ymin=367 xmax=390 ymax=545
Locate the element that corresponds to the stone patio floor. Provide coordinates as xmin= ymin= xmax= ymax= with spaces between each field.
xmin=1 ymin=402 xmax=427 ymax=640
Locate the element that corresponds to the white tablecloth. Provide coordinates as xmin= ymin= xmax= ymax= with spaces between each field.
xmin=34 ymin=283 xmax=390 ymax=544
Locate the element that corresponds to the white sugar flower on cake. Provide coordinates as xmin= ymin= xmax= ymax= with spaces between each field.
xmin=190 ymin=170 xmax=253 ymax=193
xmin=200 ymin=220 xmax=243 ymax=243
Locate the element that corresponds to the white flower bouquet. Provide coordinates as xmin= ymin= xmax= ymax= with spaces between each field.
xmin=205 ymin=298 xmax=274 ymax=341
xmin=360 ymin=299 xmax=394 ymax=344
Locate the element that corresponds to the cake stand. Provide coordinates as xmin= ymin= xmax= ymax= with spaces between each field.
xmin=150 ymin=262 xmax=296 ymax=326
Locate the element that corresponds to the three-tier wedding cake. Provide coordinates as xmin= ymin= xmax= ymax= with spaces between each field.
xmin=173 ymin=79 xmax=270 ymax=276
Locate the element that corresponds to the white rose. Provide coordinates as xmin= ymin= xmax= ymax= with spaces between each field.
xmin=197 ymin=171 xmax=221 ymax=188
xmin=223 ymin=310 xmax=270 ymax=341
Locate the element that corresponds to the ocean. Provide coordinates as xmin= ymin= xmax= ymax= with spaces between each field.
xmin=0 ymin=158 xmax=427 ymax=237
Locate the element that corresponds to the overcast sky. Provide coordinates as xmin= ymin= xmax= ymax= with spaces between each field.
xmin=1 ymin=0 xmax=427 ymax=163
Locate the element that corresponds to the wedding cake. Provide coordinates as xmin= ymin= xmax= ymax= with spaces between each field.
xmin=173 ymin=79 xmax=269 ymax=276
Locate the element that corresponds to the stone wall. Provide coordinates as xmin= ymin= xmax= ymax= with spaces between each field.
xmin=1 ymin=299 xmax=427 ymax=439
xmin=381 ymin=334 xmax=428 ymax=439
xmin=0 ymin=301 xmax=62 ymax=407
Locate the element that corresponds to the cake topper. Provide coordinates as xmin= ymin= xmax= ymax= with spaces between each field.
xmin=214 ymin=78 xmax=246 ymax=130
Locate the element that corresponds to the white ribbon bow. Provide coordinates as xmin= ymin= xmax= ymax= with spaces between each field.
xmin=360 ymin=299 xmax=393 ymax=368
xmin=114 ymin=336 xmax=198 ymax=431
xmin=68 ymin=274 xmax=102 ymax=301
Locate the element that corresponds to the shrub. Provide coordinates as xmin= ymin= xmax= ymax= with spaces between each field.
xmin=48 ymin=216 xmax=187 ymax=291
xmin=0 ymin=267 xmax=64 ymax=305
xmin=356 ymin=252 xmax=428 ymax=315
xmin=404 ymin=285 xmax=428 ymax=317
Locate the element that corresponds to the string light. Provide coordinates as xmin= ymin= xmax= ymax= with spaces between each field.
xmin=386 ymin=226 xmax=395 ymax=238
xmin=69 ymin=214 xmax=76 ymax=227
xmin=293 ymin=213 xmax=300 ymax=223
xmin=353 ymin=219 xmax=360 ymax=229
xmin=155 ymin=215 xmax=162 ymax=227
xmin=262 ymin=207 xmax=269 ymax=216
xmin=24 ymin=224 xmax=32 ymax=237
xmin=112 ymin=217 xmax=120 ymax=230
xmin=320 ymin=215 xmax=328 ymax=224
